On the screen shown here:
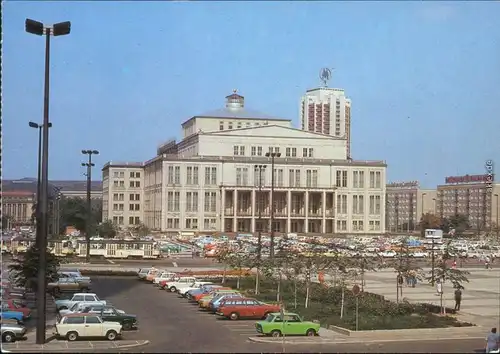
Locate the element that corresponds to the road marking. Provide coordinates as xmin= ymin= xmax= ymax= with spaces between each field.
xmin=172 ymin=262 xmax=178 ymax=267
xmin=107 ymin=259 xmax=115 ymax=264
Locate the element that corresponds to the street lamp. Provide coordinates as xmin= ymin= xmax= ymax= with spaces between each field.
xmin=28 ymin=121 xmax=52 ymax=248
xmin=421 ymin=192 xmax=426 ymax=219
xmin=254 ymin=165 xmax=267 ymax=260
xmin=25 ymin=18 xmax=70 ymax=345
xmin=82 ymin=149 xmax=99 ymax=263
xmin=265 ymin=152 xmax=281 ymax=259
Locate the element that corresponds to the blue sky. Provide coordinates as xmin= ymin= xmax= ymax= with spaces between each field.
xmin=3 ymin=1 xmax=499 ymax=187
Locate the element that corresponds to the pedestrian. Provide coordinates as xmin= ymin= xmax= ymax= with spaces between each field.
xmin=452 ymin=260 xmax=457 ymax=269
xmin=397 ymin=273 xmax=404 ymax=296
xmin=485 ymin=328 xmax=499 ymax=353
xmin=436 ymin=279 xmax=443 ymax=296
xmin=454 ymin=287 xmax=462 ymax=311
xmin=486 ymin=256 xmax=491 ymax=270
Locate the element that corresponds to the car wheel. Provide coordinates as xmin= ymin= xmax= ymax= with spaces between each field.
xmin=271 ymin=330 xmax=282 ymax=337
xmin=122 ymin=322 xmax=132 ymax=330
xmin=2 ymin=331 xmax=15 ymax=343
xmin=106 ymin=330 xmax=118 ymax=341
xmin=229 ymin=312 xmax=239 ymax=320
xmin=306 ymin=329 xmax=316 ymax=336
xmin=169 ymin=286 xmax=177 ymax=292
xmin=66 ymin=331 xmax=78 ymax=341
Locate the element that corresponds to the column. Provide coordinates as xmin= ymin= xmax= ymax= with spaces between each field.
xmin=304 ymin=191 xmax=309 ymax=233
xmin=287 ymin=190 xmax=292 ymax=234
xmin=233 ymin=190 xmax=238 ymax=232
xmin=219 ymin=187 xmax=225 ymax=232
xmin=251 ymin=189 xmax=256 ymax=233
xmin=322 ymin=191 xmax=327 ymax=233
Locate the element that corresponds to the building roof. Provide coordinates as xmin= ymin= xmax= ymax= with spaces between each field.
xmin=51 ymin=180 xmax=102 ymax=193
xmin=2 ymin=178 xmax=55 ymax=197
xmin=193 ymin=107 xmax=287 ymax=121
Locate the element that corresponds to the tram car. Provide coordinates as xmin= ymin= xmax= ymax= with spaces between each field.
xmin=75 ymin=239 xmax=161 ymax=259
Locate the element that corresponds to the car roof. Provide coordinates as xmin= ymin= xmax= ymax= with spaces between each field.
xmin=268 ymin=312 xmax=299 ymax=316
xmin=62 ymin=313 xmax=98 ymax=317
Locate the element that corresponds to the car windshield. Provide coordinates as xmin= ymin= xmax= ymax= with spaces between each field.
xmin=265 ymin=314 xmax=275 ymax=322
xmin=70 ymin=303 xmax=80 ymax=311
xmin=12 ymin=300 xmax=21 ymax=309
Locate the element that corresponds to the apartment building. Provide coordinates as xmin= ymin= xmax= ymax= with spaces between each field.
xmin=385 ymin=181 xmax=437 ymax=232
xmin=103 ymin=92 xmax=387 ymax=234
xmin=436 ymin=174 xmax=500 ymax=230
xmin=300 ymin=87 xmax=352 ymax=158
xmin=102 ymin=163 xmax=144 ymax=228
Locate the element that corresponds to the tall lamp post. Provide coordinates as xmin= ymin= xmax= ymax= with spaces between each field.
xmin=82 ymin=149 xmax=99 ymax=263
xmin=254 ymin=165 xmax=267 ymax=260
xmin=28 ymin=121 xmax=52 ymax=248
xmin=25 ymin=18 xmax=70 ymax=345
xmin=265 ymin=152 xmax=281 ymax=259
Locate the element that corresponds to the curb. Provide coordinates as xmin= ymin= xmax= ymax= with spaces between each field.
xmin=247 ymin=336 xmax=341 ymax=344
xmin=3 ymin=340 xmax=150 ymax=353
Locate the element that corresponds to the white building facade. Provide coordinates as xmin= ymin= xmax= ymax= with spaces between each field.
xmin=300 ymin=87 xmax=352 ymax=159
xmin=103 ymin=92 xmax=386 ymax=235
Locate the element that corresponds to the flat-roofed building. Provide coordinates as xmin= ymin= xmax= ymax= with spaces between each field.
xmin=437 ymin=173 xmax=499 ymax=231
xmin=102 ymin=92 xmax=387 ymax=234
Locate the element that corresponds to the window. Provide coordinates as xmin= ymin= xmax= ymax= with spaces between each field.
xmin=129 ymin=181 xmax=134 ymax=188
xmin=185 ymin=218 xmax=198 ymax=229
xmin=370 ymin=171 xmax=375 ymax=188
xmin=135 ymin=204 xmax=140 ymax=211
xmin=369 ymin=196 xmax=381 ymax=214
xmin=168 ymin=166 xmax=174 ymax=184
xmin=129 ymin=172 xmax=135 ymax=178
xmin=119 ymin=171 xmax=124 ymax=178
xmin=204 ymin=192 xmax=217 ymax=212
xmin=219 ymin=121 xmax=224 ymax=130
xmin=186 ymin=192 xmax=192 ymax=212
xmin=336 ymin=171 xmax=342 ymax=187
xmin=186 ymin=167 xmax=193 ymax=185
xmin=291 ymin=148 xmax=297 ymax=157
xmin=236 ymin=168 xmax=249 ymax=186
xmin=237 ymin=122 xmax=242 ymax=129
xmin=288 ymin=169 xmax=301 ymax=187
xmin=65 ymin=316 xmax=84 ymax=324
xmin=275 ymin=169 xmax=284 ymax=187
xmin=130 ymin=194 xmax=135 ymax=201
xmin=174 ymin=192 xmax=180 ymax=211
xmin=113 ymin=172 xmax=119 ymax=178
xmin=135 ymin=217 xmax=140 ymax=224
xmin=308 ymin=148 xmax=314 ymax=157
xmin=233 ymin=146 xmax=239 ymax=156
xmin=359 ymin=171 xmax=365 ymax=188
xmin=228 ymin=122 xmax=233 ymax=129
xmin=336 ymin=194 xmax=348 ymax=214
xmin=352 ymin=195 xmax=364 ymax=214
xmin=113 ymin=193 xmax=118 ymax=201
xmin=303 ymin=148 xmax=308 ymax=157
xmin=84 ymin=295 xmax=96 ymax=302
xmin=135 ymin=172 xmax=141 ymax=178
xmin=336 ymin=220 xmax=347 ymax=231
xmin=73 ymin=295 xmax=85 ymax=302
xmin=251 ymin=146 xmax=257 ymax=156
xmin=375 ymin=171 xmax=381 ymax=188
xmin=353 ymin=171 xmax=359 ymax=188
xmin=135 ymin=194 xmax=140 ymax=201
xmin=192 ymin=167 xmax=198 ymax=185
xmin=129 ymin=204 xmax=134 ymax=211
xmin=375 ymin=196 xmax=381 ymax=214
xmin=286 ymin=147 xmax=291 ymax=157
xmin=239 ymin=146 xmax=245 ymax=156
xmin=174 ymin=166 xmax=181 ymax=184
xmin=254 ymin=168 xmax=266 ymax=186
xmin=129 ymin=216 xmax=134 ymax=224
xmin=113 ymin=216 xmax=118 ymax=224
xmin=167 ymin=192 xmax=174 ymax=212
xmin=119 ymin=181 xmax=124 ymax=187
xmin=113 ymin=181 xmax=118 ymax=187
xmin=257 ymin=146 xmax=263 ymax=156
xmin=211 ymin=167 xmax=217 ymax=185
xmin=342 ymin=171 xmax=347 ymax=187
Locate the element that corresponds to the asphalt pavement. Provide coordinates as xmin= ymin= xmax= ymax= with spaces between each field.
xmin=90 ymin=276 xmax=281 ymax=353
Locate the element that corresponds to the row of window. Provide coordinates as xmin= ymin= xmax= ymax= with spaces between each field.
xmin=219 ymin=120 xmax=268 ymax=131
xmin=112 ymin=203 xmax=141 ymax=211
xmin=336 ymin=220 xmax=381 ymax=231
xmin=336 ymin=195 xmax=382 ymax=215
xmin=166 ymin=218 xmax=217 ymax=230
xmin=111 ymin=216 xmax=141 ymax=225
xmin=234 ymin=145 xmax=315 ymax=158
xmin=112 ymin=180 xmax=141 ymax=188
xmin=112 ymin=193 xmax=141 ymax=202
xmin=166 ymin=191 xmax=217 ymax=213
xmin=337 ymin=170 xmax=382 ymax=188
xmin=239 ymin=168 xmax=320 ymax=188
xmin=113 ymin=171 xmax=141 ymax=179
xmin=167 ymin=166 xmax=217 ymax=186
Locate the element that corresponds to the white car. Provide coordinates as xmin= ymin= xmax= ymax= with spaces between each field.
xmin=55 ymin=313 xmax=122 ymax=341
xmin=379 ymin=250 xmax=397 ymax=258
xmin=177 ymin=282 xmax=214 ymax=297
xmin=411 ymin=251 xmax=428 ymax=258
xmin=163 ymin=277 xmax=197 ymax=292
xmin=153 ymin=272 xmax=178 ymax=286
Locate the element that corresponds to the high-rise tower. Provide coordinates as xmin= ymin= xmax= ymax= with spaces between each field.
xmin=300 ymin=87 xmax=351 ymax=158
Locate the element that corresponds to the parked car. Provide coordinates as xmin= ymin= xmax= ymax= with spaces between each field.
xmin=78 ymin=304 xmax=126 ymax=315
xmin=153 ymin=272 xmax=177 ymax=286
xmin=208 ymin=293 xmax=244 ymax=313
xmin=82 ymin=306 xmax=137 ymax=330
xmin=48 ymin=278 xmax=91 ymax=296
xmin=137 ymin=268 xmax=152 ymax=280
xmin=1 ymin=321 xmax=27 ymax=342
xmin=200 ymin=291 xmax=240 ymax=309
xmin=0 ymin=305 xmax=24 ymax=323
xmin=255 ymin=312 xmax=320 ymax=337
xmin=162 ymin=277 xmax=197 ymax=292
xmin=177 ymin=282 xmax=214 ymax=297
xmin=55 ymin=313 xmax=122 ymax=341
xmin=59 ymin=301 xmax=124 ymax=318
xmin=0 ymin=287 xmax=25 ymax=300
xmin=55 ymin=293 xmax=106 ymax=311
xmin=217 ymin=298 xmax=281 ymax=320
xmin=2 ymin=299 xmax=31 ymax=320
xmin=58 ymin=271 xmax=91 ymax=284
xmin=188 ymin=286 xmax=230 ymax=301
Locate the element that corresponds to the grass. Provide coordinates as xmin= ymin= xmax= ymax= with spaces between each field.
xmin=223 ymin=276 xmax=474 ymax=331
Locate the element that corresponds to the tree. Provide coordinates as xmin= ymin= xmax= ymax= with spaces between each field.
xmin=133 ymin=223 xmax=150 ymax=238
xmin=448 ymin=214 xmax=469 ymax=235
xmin=214 ymin=244 xmax=232 ymax=284
xmin=225 ymin=243 xmax=249 ymax=290
xmin=59 ymin=197 xmax=101 ymax=236
xmin=8 ymin=244 xmax=61 ymax=295
xmin=419 ymin=213 xmax=442 ymax=236
xmin=97 ymin=220 xmax=117 ymax=238
xmin=426 ymin=241 xmax=470 ymax=314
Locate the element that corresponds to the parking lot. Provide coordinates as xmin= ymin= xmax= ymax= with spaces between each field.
xmin=90 ymin=276 xmax=282 ymax=353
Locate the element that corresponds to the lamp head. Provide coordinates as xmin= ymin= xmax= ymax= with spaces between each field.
xmin=28 ymin=122 xmax=39 ymax=128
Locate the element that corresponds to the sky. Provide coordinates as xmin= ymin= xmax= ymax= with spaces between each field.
xmin=3 ymin=1 xmax=500 ymax=188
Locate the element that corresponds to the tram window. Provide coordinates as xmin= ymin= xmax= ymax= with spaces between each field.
xmin=117 ymin=243 xmax=124 ymax=249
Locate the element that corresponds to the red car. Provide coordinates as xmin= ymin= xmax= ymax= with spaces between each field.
xmin=216 ymin=298 xmax=281 ymax=320
xmin=3 ymin=299 xmax=31 ymax=319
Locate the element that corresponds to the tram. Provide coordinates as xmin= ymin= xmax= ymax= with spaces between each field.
xmin=75 ymin=239 xmax=161 ymax=259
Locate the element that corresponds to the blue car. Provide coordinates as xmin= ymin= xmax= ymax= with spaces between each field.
xmin=209 ymin=294 xmax=243 ymax=313
xmin=1 ymin=304 xmax=24 ymax=323
xmin=187 ymin=285 xmax=222 ymax=301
